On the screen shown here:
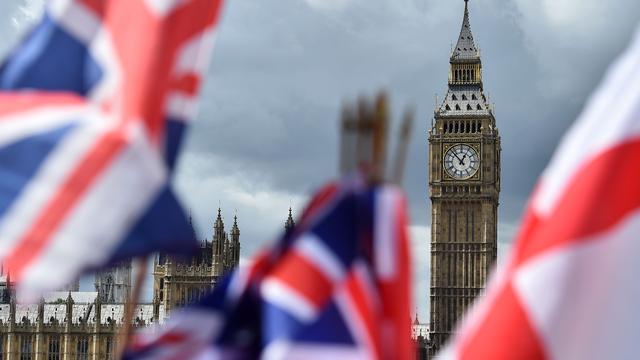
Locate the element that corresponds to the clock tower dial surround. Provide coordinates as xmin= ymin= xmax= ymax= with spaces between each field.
xmin=443 ymin=143 xmax=480 ymax=180
xmin=427 ymin=0 xmax=501 ymax=354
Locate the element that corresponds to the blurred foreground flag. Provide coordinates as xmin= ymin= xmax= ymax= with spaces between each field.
xmin=441 ymin=27 xmax=640 ymax=359
xmin=125 ymin=175 xmax=413 ymax=360
xmin=0 ymin=0 xmax=223 ymax=296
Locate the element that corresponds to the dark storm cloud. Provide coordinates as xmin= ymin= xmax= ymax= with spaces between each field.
xmin=181 ymin=0 xmax=640 ymax=242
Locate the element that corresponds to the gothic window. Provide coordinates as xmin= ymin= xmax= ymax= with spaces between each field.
xmin=76 ymin=336 xmax=89 ymax=360
xmin=159 ymin=279 xmax=164 ymax=290
xmin=48 ymin=336 xmax=60 ymax=360
xmin=461 ymin=94 xmax=467 ymax=100
xmin=455 ymin=104 xmax=461 ymax=111
xmin=472 ymin=94 xmax=477 ymax=100
xmin=20 ymin=335 xmax=33 ymax=360
xmin=105 ymin=337 xmax=114 ymax=360
xmin=451 ymin=94 xmax=457 ymax=101
xmin=477 ymin=104 xmax=482 ymax=110
xmin=445 ymin=105 xmax=451 ymax=111
xmin=467 ymin=104 xmax=472 ymax=111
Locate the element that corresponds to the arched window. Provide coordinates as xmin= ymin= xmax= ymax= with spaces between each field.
xmin=77 ymin=336 xmax=89 ymax=360
xmin=48 ymin=336 xmax=60 ymax=360
xmin=455 ymin=104 xmax=461 ymax=111
xmin=21 ymin=335 xmax=34 ymax=360
xmin=452 ymin=94 xmax=457 ymax=101
xmin=467 ymin=104 xmax=472 ymax=111
xmin=462 ymin=94 xmax=467 ymax=100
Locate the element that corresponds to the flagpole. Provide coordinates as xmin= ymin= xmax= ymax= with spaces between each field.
xmin=117 ymin=256 xmax=149 ymax=358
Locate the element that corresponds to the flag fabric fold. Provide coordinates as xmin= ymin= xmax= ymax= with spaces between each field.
xmin=125 ymin=174 xmax=413 ymax=360
xmin=442 ymin=25 xmax=640 ymax=360
xmin=0 ymin=0 xmax=224 ymax=296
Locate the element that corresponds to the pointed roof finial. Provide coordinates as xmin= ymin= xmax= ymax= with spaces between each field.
xmin=451 ymin=0 xmax=479 ymax=61
xmin=214 ymin=206 xmax=224 ymax=231
xmin=230 ymin=212 xmax=240 ymax=237
xmin=285 ymin=207 xmax=295 ymax=232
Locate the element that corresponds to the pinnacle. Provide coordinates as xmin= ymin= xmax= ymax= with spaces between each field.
xmin=232 ymin=215 xmax=239 ymax=230
xmin=451 ymin=0 xmax=480 ymax=61
xmin=285 ymin=207 xmax=295 ymax=231
xmin=214 ymin=207 xmax=224 ymax=230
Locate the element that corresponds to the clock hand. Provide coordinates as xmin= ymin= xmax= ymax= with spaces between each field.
xmin=453 ymin=152 xmax=465 ymax=164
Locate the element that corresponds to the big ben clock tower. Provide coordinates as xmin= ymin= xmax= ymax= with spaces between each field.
xmin=428 ymin=0 xmax=500 ymax=354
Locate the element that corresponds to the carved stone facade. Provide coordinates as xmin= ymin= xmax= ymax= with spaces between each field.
xmin=0 ymin=292 xmax=159 ymax=360
xmin=0 ymin=207 xmax=256 ymax=359
xmin=94 ymin=261 xmax=131 ymax=304
xmin=428 ymin=0 xmax=500 ymax=354
xmin=153 ymin=208 xmax=241 ymax=314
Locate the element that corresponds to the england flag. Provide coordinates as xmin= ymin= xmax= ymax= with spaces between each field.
xmin=0 ymin=0 xmax=224 ymax=296
xmin=442 ymin=25 xmax=640 ymax=359
xmin=125 ymin=174 xmax=413 ymax=360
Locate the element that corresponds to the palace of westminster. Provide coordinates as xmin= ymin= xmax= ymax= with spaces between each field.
xmin=0 ymin=208 xmax=296 ymax=359
xmin=0 ymin=1 xmax=498 ymax=359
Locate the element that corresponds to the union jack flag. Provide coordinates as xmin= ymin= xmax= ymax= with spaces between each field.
xmin=0 ymin=0 xmax=224 ymax=296
xmin=125 ymin=174 xmax=413 ymax=360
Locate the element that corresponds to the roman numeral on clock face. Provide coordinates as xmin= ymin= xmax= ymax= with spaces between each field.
xmin=444 ymin=144 xmax=479 ymax=180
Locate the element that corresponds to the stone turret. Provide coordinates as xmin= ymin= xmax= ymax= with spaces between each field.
xmin=228 ymin=215 xmax=241 ymax=270
xmin=285 ymin=207 xmax=295 ymax=232
xmin=65 ymin=292 xmax=74 ymax=332
xmin=212 ymin=208 xmax=226 ymax=277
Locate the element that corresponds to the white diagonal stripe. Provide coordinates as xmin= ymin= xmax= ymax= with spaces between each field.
xmin=295 ymin=233 xmax=345 ymax=282
xmin=261 ymin=278 xmax=316 ymax=322
xmin=375 ymin=187 xmax=401 ymax=279
xmin=513 ymin=209 xmax=640 ymax=360
xmin=19 ymin=122 xmax=166 ymax=296
xmin=0 ymin=108 xmax=103 ymax=259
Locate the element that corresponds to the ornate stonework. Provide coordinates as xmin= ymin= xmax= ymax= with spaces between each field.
xmin=0 ymin=207 xmax=255 ymax=359
xmin=153 ymin=208 xmax=240 ymax=314
xmin=428 ymin=0 xmax=501 ymax=354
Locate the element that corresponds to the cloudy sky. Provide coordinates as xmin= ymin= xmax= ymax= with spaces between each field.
xmin=2 ymin=0 xmax=639 ymax=320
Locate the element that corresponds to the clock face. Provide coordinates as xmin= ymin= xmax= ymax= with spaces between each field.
xmin=444 ymin=144 xmax=480 ymax=180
